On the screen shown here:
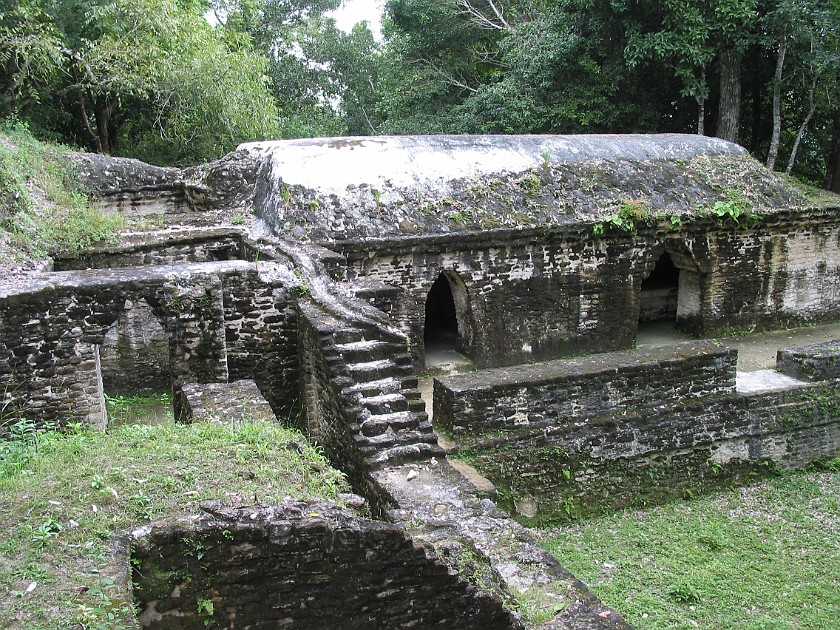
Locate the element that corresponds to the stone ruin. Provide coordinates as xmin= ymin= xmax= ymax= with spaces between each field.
xmin=1 ymin=134 xmax=839 ymax=628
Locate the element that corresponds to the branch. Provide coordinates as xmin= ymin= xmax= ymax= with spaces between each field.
xmin=417 ymin=58 xmax=479 ymax=93
xmin=457 ymin=0 xmax=511 ymax=31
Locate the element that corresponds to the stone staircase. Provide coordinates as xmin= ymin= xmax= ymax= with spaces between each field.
xmin=299 ymin=301 xmax=444 ymax=471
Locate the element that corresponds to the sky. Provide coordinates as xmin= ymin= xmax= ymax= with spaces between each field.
xmin=328 ymin=0 xmax=386 ymax=39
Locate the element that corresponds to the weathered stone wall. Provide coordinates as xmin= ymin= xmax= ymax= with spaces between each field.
xmin=130 ymin=501 xmax=520 ymax=630
xmin=339 ymin=209 xmax=840 ymax=368
xmin=701 ymin=210 xmax=840 ymax=333
xmin=777 ymin=340 xmax=840 ymax=382
xmin=0 ymin=262 xmax=298 ymax=429
xmin=221 ymin=266 xmax=301 ymax=419
xmin=434 ymin=341 xmax=736 ymax=435
xmin=435 ymin=344 xmax=840 ymax=518
xmin=55 ymin=231 xmax=245 ymax=271
xmin=100 ymin=299 xmax=170 ymax=395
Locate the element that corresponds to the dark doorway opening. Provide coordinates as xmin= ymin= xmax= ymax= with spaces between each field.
xmin=424 ymin=274 xmax=459 ymax=349
xmin=640 ymin=253 xmax=680 ymax=323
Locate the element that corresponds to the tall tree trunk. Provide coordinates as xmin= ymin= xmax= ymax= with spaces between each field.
xmin=717 ymin=48 xmax=742 ymax=143
xmin=696 ymin=68 xmax=706 ymax=135
xmin=826 ymin=110 xmax=840 ymax=193
xmin=95 ymin=106 xmax=110 ymax=155
xmin=697 ymin=96 xmax=705 ymax=135
xmin=785 ymin=76 xmax=818 ymax=175
xmin=766 ymin=32 xmax=787 ymax=170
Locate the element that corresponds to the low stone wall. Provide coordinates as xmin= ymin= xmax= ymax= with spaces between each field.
xmin=129 ymin=501 xmax=519 ymax=629
xmin=177 ymin=380 xmax=276 ymax=424
xmin=435 ymin=341 xmax=736 ymax=435
xmin=54 ymin=230 xmax=245 ymax=271
xmin=435 ymin=344 xmax=840 ymax=519
xmin=777 ymin=340 xmax=840 ymax=382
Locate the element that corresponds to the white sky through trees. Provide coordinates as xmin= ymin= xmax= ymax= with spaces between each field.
xmin=329 ymin=0 xmax=385 ymax=39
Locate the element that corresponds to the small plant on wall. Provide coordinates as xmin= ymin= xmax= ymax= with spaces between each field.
xmin=593 ymin=199 xmax=653 ymax=234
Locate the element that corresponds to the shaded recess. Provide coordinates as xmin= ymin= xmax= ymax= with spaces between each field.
xmin=639 ymin=252 xmax=680 ymax=323
xmin=424 ymin=274 xmax=459 ymax=348
xmin=99 ymin=299 xmax=173 ymax=425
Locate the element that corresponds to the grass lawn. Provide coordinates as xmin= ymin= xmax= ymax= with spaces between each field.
xmin=536 ymin=466 xmax=840 ymax=629
xmin=0 ymin=419 xmax=349 ymax=629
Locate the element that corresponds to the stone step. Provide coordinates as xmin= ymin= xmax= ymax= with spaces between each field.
xmin=392 ymin=352 xmax=413 ymax=366
xmin=401 ymin=388 xmax=422 ymax=401
xmin=408 ymin=399 xmax=426 ymax=413
xmin=335 ymin=340 xmax=393 ymax=363
xmin=371 ymin=429 xmax=441 ymax=448
xmin=360 ymin=411 xmax=417 ymax=437
xmin=366 ymin=442 xmax=446 ymax=468
xmin=359 ymin=392 xmax=408 ymax=414
xmin=346 ymin=359 xmax=406 ymax=382
xmin=333 ymin=328 xmax=367 ymax=344
xmin=342 ymin=377 xmax=403 ymax=398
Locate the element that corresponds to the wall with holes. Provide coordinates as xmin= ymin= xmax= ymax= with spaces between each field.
xmin=336 ymin=209 xmax=840 ymax=368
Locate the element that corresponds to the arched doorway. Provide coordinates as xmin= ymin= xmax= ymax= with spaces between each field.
xmin=639 ymin=252 xmax=680 ymax=323
xmin=425 ymin=274 xmax=458 ymax=347
xmin=423 ymin=271 xmax=472 ymax=365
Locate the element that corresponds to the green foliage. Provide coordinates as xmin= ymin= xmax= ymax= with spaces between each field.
xmin=536 ymin=469 xmax=839 ymax=629
xmin=0 ymin=419 xmax=349 ymax=627
xmin=105 ymin=392 xmax=173 ymax=426
xmin=698 ymin=190 xmax=758 ymax=227
xmin=0 ymin=119 xmax=125 ymax=259
xmin=1 ymin=0 xmax=280 ymax=165
xmin=592 ymin=199 xmax=654 ymax=234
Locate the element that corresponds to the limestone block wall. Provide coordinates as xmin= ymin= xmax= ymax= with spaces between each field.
xmin=340 ymin=228 xmax=647 ymax=368
xmin=130 ymin=502 xmax=520 ymax=630
xmin=55 ymin=231 xmax=244 ymax=271
xmin=701 ymin=209 xmax=840 ymax=333
xmin=0 ymin=262 xmax=260 ymax=429
xmin=434 ymin=341 xmax=736 ymax=435
xmin=435 ymin=344 xmax=840 ymax=518
xmin=777 ymin=340 xmax=840 ymax=381
xmin=221 ymin=267 xmax=301 ymax=419
xmin=338 ymin=208 xmax=840 ymax=368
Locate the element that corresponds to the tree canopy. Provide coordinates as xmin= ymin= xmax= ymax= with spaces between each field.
xmin=1 ymin=0 xmax=838 ymax=189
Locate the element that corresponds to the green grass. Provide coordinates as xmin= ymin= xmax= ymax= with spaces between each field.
xmin=104 ymin=392 xmax=173 ymax=426
xmin=535 ymin=466 xmax=840 ymax=629
xmin=0 ymin=418 xmax=349 ymax=629
xmin=0 ymin=117 xmax=125 ymax=261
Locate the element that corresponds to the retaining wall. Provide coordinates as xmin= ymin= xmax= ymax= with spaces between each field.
xmin=435 ymin=342 xmax=840 ymax=518
xmin=434 ymin=341 xmax=736 ymax=435
xmin=129 ymin=501 xmax=520 ymax=629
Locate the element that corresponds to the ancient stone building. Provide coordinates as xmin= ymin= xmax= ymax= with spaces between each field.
xmin=1 ymin=134 xmax=838 ymax=628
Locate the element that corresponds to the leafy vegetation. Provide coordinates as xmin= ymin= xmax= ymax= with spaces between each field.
xmin=535 ymin=466 xmax=840 ymax=629
xmin=0 ymin=417 xmax=349 ymax=628
xmin=0 ymin=119 xmax=124 ymax=261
